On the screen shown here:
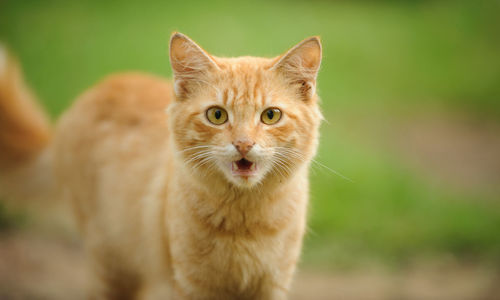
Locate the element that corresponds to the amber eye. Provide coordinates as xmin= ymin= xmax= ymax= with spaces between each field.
xmin=261 ymin=108 xmax=282 ymax=125
xmin=206 ymin=107 xmax=228 ymax=125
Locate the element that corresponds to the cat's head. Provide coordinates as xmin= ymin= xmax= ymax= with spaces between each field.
xmin=168 ymin=33 xmax=322 ymax=188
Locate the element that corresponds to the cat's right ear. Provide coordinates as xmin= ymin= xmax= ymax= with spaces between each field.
xmin=169 ymin=32 xmax=219 ymax=99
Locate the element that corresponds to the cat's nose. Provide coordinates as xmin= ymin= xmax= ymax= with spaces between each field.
xmin=233 ymin=140 xmax=255 ymax=157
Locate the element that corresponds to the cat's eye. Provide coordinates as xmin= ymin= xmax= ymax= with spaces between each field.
xmin=206 ymin=107 xmax=228 ymax=125
xmin=261 ymin=108 xmax=282 ymax=125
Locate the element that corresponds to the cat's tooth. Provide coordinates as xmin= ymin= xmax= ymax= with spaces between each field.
xmin=232 ymin=161 xmax=238 ymax=170
xmin=250 ymin=163 xmax=256 ymax=171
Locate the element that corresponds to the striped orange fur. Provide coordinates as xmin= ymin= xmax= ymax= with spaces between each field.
xmin=0 ymin=33 xmax=322 ymax=299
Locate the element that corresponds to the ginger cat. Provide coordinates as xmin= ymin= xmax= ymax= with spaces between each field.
xmin=0 ymin=33 xmax=322 ymax=299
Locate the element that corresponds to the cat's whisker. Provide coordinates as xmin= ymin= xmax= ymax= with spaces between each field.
xmin=183 ymin=151 xmax=209 ymax=160
xmin=271 ymin=153 xmax=296 ymax=176
xmin=183 ymin=152 xmax=221 ymax=168
xmin=271 ymin=157 xmax=292 ymax=178
xmin=179 ymin=145 xmax=211 ymax=153
xmin=197 ymin=156 xmax=216 ymax=169
xmin=187 ymin=157 xmax=214 ymax=169
xmin=190 ymin=157 xmax=212 ymax=173
xmin=274 ymin=167 xmax=288 ymax=179
xmin=274 ymin=151 xmax=304 ymax=163
xmin=184 ymin=151 xmax=214 ymax=165
xmin=321 ymin=116 xmax=331 ymax=125
xmin=273 ymin=147 xmax=306 ymax=160
xmin=190 ymin=153 xmax=220 ymax=174
xmin=305 ymin=225 xmax=319 ymax=238
xmin=273 ymin=147 xmax=352 ymax=182
xmin=281 ymin=151 xmax=304 ymax=161
xmin=204 ymin=160 xmax=220 ymax=175
xmin=311 ymin=159 xmax=353 ymax=182
xmin=184 ymin=152 xmax=211 ymax=162
xmin=271 ymin=164 xmax=286 ymax=179
xmin=186 ymin=149 xmax=212 ymax=157
xmin=268 ymin=157 xmax=284 ymax=176
xmin=278 ymin=161 xmax=294 ymax=176
xmin=273 ymin=152 xmax=306 ymax=167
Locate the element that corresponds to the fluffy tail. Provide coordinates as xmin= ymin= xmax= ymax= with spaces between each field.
xmin=0 ymin=44 xmax=53 ymax=204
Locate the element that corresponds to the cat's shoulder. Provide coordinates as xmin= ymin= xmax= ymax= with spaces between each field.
xmin=60 ymin=72 xmax=173 ymax=128
xmin=79 ymin=72 xmax=173 ymax=113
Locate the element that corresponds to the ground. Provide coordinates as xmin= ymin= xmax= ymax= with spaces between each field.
xmin=0 ymin=230 xmax=499 ymax=300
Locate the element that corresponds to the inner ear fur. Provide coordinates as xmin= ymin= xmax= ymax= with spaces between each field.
xmin=272 ymin=37 xmax=322 ymax=101
xmin=169 ymin=32 xmax=219 ymax=99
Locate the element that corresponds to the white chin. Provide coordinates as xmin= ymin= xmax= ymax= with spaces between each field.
xmin=220 ymin=165 xmax=265 ymax=188
xmin=224 ymin=172 xmax=261 ymax=188
xmin=215 ymin=159 xmax=273 ymax=188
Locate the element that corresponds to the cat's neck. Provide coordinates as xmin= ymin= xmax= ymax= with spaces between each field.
xmin=171 ymin=163 xmax=308 ymax=235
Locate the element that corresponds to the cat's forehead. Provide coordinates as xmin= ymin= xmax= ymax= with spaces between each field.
xmin=216 ymin=56 xmax=275 ymax=70
xmin=215 ymin=56 xmax=290 ymax=96
xmin=213 ymin=56 xmax=277 ymax=83
xmin=208 ymin=56 xmax=291 ymax=106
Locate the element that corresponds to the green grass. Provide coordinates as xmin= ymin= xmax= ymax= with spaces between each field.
xmin=304 ymin=126 xmax=500 ymax=268
xmin=1 ymin=0 xmax=499 ymax=267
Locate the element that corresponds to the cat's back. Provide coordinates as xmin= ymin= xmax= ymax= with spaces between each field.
xmin=55 ymin=72 xmax=172 ymax=153
xmin=57 ymin=72 xmax=172 ymax=136
xmin=53 ymin=72 xmax=174 ymax=225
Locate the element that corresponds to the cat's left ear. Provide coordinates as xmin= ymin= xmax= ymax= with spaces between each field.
xmin=169 ymin=32 xmax=219 ymax=99
xmin=271 ymin=36 xmax=322 ymax=101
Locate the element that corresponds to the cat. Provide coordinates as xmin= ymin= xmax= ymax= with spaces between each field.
xmin=0 ymin=32 xmax=322 ymax=299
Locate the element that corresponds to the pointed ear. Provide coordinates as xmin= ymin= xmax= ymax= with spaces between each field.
xmin=169 ymin=32 xmax=219 ymax=99
xmin=272 ymin=37 xmax=322 ymax=101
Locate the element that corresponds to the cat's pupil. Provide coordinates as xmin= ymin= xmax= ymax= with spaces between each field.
xmin=267 ymin=110 xmax=274 ymax=120
xmin=215 ymin=110 xmax=221 ymax=119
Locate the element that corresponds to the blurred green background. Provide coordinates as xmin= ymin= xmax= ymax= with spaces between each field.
xmin=1 ymin=0 xmax=500 ymax=272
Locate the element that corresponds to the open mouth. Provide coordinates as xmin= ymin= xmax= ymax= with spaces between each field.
xmin=231 ymin=158 xmax=257 ymax=176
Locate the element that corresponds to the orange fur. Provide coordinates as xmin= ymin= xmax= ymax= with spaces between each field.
xmin=0 ymin=46 xmax=50 ymax=165
xmin=0 ymin=33 xmax=322 ymax=299
xmin=0 ymin=46 xmax=54 ymax=206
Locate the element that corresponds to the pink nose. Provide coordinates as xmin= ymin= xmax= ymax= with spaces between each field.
xmin=233 ymin=140 xmax=255 ymax=156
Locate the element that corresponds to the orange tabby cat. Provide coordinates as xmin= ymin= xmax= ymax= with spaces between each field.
xmin=0 ymin=33 xmax=322 ymax=299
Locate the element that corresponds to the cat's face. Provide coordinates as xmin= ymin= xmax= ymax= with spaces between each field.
xmin=169 ymin=33 xmax=322 ymax=188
